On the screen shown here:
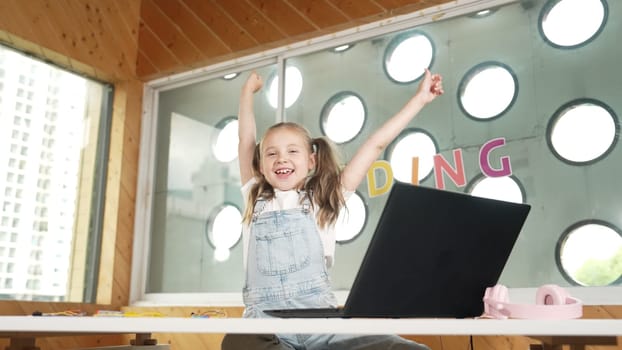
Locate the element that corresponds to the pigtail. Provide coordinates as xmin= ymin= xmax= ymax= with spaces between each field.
xmin=304 ymin=137 xmax=345 ymax=228
xmin=242 ymin=143 xmax=275 ymax=226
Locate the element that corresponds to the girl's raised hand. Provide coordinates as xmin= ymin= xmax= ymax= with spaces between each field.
xmin=243 ymin=71 xmax=263 ymax=94
xmin=416 ymin=68 xmax=444 ymax=104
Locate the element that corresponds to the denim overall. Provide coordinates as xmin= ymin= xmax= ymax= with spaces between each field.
xmin=242 ymin=195 xmax=430 ymax=350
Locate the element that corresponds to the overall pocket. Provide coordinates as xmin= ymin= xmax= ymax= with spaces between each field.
xmin=254 ymin=223 xmax=311 ymax=276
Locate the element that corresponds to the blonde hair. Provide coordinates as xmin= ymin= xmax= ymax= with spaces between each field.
xmin=242 ymin=122 xmax=345 ymax=229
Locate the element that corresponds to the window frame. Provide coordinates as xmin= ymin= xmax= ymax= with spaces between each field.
xmin=132 ymin=0 xmax=622 ymax=306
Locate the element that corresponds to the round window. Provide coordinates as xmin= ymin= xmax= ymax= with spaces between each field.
xmin=266 ymin=66 xmax=303 ymax=109
xmin=539 ymin=0 xmax=607 ymax=48
xmin=458 ymin=62 xmax=518 ymax=120
xmin=386 ymin=129 xmax=437 ymax=183
xmin=335 ymin=191 xmax=367 ymax=243
xmin=556 ymin=220 xmax=622 ymax=286
xmin=212 ymin=117 xmax=239 ymax=162
xmin=320 ymin=92 xmax=366 ymax=144
xmin=547 ymin=99 xmax=618 ymax=165
xmin=384 ymin=31 xmax=434 ymax=84
xmin=467 ymin=174 xmax=525 ymax=204
xmin=206 ymin=204 xmax=242 ymax=262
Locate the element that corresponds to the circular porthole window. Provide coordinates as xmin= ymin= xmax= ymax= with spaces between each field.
xmin=386 ymin=128 xmax=438 ymax=183
xmin=547 ymin=99 xmax=618 ymax=165
xmin=384 ymin=31 xmax=434 ymax=84
xmin=320 ymin=92 xmax=366 ymax=144
xmin=556 ymin=220 xmax=622 ymax=286
xmin=206 ymin=203 xmax=242 ymax=262
xmin=539 ymin=0 xmax=607 ymax=49
xmin=458 ymin=62 xmax=518 ymax=120
xmin=266 ymin=66 xmax=303 ymax=109
xmin=335 ymin=191 xmax=367 ymax=243
xmin=212 ymin=117 xmax=239 ymax=162
xmin=466 ymin=174 xmax=525 ymax=204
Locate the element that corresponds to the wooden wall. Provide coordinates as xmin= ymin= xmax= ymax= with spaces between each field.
xmin=0 ymin=0 xmax=143 ymax=348
xmin=0 ymin=1 xmax=620 ymax=349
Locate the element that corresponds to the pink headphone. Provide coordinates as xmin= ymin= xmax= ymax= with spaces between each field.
xmin=482 ymin=284 xmax=583 ymax=319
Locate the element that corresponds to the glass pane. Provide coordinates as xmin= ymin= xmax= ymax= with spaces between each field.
xmin=387 ymin=130 xmax=437 ymax=183
xmin=469 ymin=176 xmax=525 ymax=204
xmin=149 ymin=64 xmax=276 ymax=293
xmin=206 ymin=204 xmax=242 ymax=262
xmin=266 ymin=66 xmax=303 ymax=109
xmin=548 ymin=100 xmax=617 ymax=164
xmin=212 ymin=117 xmax=239 ymax=162
xmin=540 ymin=0 xmax=606 ymax=48
xmin=0 ymin=44 xmax=109 ymax=301
xmin=335 ymin=192 xmax=367 ymax=242
xmin=321 ymin=92 xmax=366 ymax=144
xmin=558 ymin=221 xmax=622 ymax=286
xmin=459 ymin=63 xmax=517 ymax=120
xmin=142 ymin=0 xmax=622 ymax=301
xmin=384 ymin=31 xmax=434 ymax=83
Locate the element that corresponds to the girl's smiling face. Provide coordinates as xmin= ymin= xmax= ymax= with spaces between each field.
xmin=259 ymin=127 xmax=315 ymax=191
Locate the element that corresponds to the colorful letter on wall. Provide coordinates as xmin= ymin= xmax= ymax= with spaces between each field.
xmin=366 ymin=160 xmax=393 ymax=197
xmin=433 ymin=149 xmax=466 ymax=190
xmin=411 ymin=157 xmax=419 ymax=185
xmin=479 ymin=137 xmax=512 ymax=177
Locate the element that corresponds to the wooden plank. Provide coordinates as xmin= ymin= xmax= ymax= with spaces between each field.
xmin=153 ymin=0 xmax=231 ymax=57
xmin=90 ymin=1 xmax=140 ymax=78
xmin=137 ymin=24 xmax=180 ymax=75
xmin=212 ymin=0 xmax=285 ymax=44
xmin=285 ymin=0 xmax=350 ymax=29
xmin=0 ymin=0 xmax=39 ymax=47
xmin=181 ymin=0 xmax=257 ymax=51
xmin=140 ymin=0 xmax=205 ymax=67
xmin=52 ymin=0 xmax=123 ymax=79
xmin=247 ymin=0 xmax=319 ymax=36
xmin=371 ymin=0 xmax=424 ymax=10
xmin=325 ymin=0 xmax=385 ymax=20
xmin=28 ymin=0 xmax=84 ymax=64
xmin=6 ymin=0 xmax=72 ymax=57
xmin=111 ymin=0 xmax=142 ymax=49
xmin=136 ymin=49 xmax=160 ymax=81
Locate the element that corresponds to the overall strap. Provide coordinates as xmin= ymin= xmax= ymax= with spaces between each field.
xmin=251 ymin=199 xmax=267 ymax=222
xmin=299 ymin=191 xmax=312 ymax=214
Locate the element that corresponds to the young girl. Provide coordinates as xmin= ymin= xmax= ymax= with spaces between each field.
xmin=222 ymin=69 xmax=444 ymax=350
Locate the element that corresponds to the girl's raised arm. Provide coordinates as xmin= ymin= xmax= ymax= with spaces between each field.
xmin=238 ymin=72 xmax=263 ymax=185
xmin=340 ymin=69 xmax=444 ymax=192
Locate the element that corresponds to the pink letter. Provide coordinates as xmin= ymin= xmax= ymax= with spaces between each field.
xmin=433 ymin=149 xmax=466 ymax=190
xmin=479 ymin=137 xmax=512 ymax=177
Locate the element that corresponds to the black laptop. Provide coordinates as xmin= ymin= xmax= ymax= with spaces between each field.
xmin=264 ymin=181 xmax=531 ymax=319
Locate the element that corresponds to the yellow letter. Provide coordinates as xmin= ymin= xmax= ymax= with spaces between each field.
xmin=366 ymin=160 xmax=393 ymax=197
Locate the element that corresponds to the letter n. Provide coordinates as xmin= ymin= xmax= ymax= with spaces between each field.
xmin=433 ymin=149 xmax=466 ymax=190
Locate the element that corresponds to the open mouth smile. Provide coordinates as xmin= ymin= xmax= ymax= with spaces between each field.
xmin=275 ymin=168 xmax=293 ymax=175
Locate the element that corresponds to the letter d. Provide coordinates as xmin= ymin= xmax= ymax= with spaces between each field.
xmin=366 ymin=160 xmax=393 ymax=197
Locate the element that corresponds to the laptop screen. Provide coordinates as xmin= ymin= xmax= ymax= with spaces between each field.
xmin=343 ymin=182 xmax=531 ymax=318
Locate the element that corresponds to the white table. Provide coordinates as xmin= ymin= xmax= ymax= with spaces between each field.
xmin=0 ymin=316 xmax=620 ymax=350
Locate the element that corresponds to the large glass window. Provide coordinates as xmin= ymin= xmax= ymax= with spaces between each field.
xmin=0 ymin=44 xmax=112 ymax=302
xmin=145 ymin=65 xmax=276 ymax=294
xmin=136 ymin=0 xmax=622 ymax=304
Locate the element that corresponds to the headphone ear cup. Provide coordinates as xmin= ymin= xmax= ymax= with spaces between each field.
xmin=492 ymin=284 xmax=509 ymax=302
xmin=483 ymin=284 xmax=510 ymax=318
xmin=536 ymin=284 xmax=568 ymax=305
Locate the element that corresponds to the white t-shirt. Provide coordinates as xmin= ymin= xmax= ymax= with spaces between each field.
xmin=241 ymin=178 xmax=352 ymax=269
